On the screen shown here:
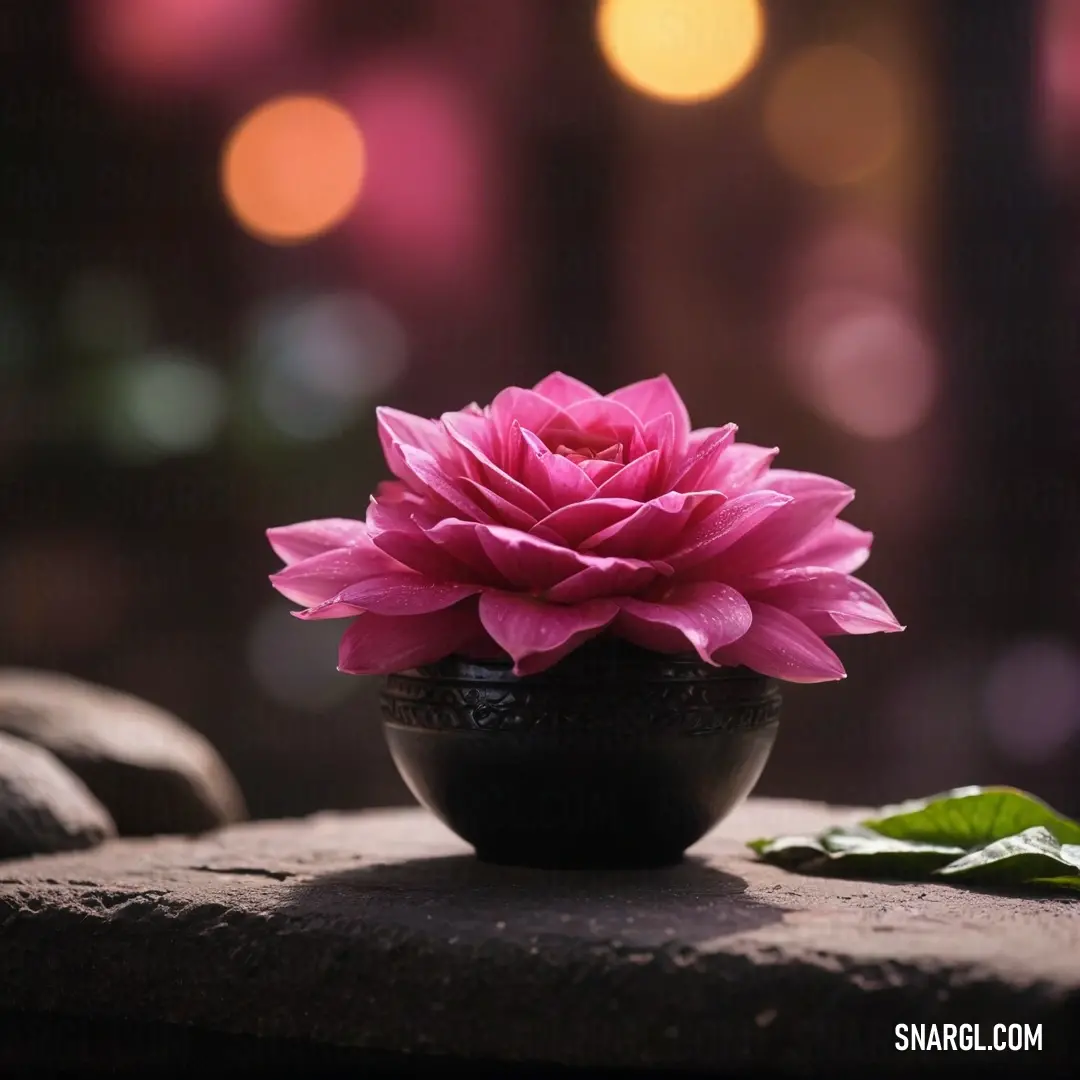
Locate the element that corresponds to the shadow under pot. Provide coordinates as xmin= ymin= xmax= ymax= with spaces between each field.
xmin=379 ymin=638 xmax=781 ymax=871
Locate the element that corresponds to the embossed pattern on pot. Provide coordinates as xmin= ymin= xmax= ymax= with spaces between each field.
xmin=379 ymin=640 xmax=782 ymax=869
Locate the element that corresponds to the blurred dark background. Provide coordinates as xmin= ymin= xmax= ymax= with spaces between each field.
xmin=2 ymin=0 xmax=1079 ymax=820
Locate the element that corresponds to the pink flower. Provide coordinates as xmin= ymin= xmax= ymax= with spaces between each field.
xmin=267 ymin=372 xmax=902 ymax=681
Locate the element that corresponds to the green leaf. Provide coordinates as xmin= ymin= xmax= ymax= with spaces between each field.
xmin=934 ymin=827 xmax=1080 ymax=885
xmin=863 ymin=786 xmax=1080 ymax=847
xmin=1030 ymin=877 xmax=1080 ymax=891
xmin=750 ymin=827 xmax=965 ymax=880
xmin=748 ymin=786 xmax=1080 ymax=894
xmin=747 ymin=834 xmax=824 ymax=860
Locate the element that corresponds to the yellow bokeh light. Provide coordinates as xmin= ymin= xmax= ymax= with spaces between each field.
xmin=764 ymin=45 xmax=901 ymax=187
xmin=221 ymin=95 xmax=365 ymax=245
xmin=596 ymin=0 xmax=764 ymax=104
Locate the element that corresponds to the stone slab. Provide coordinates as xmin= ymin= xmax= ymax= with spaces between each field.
xmin=1 ymin=799 xmax=1077 ymax=1072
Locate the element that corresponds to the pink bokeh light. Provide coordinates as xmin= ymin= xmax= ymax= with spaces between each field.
xmin=799 ymin=304 xmax=937 ymax=440
xmin=1039 ymin=0 xmax=1080 ymax=175
xmin=76 ymin=0 xmax=298 ymax=93
xmin=783 ymin=223 xmax=936 ymax=440
xmin=785 ymin=290 xmax=937 ymax=440
xmin=1042 ymin=0 xmax=1080 ymax=125
xmin=983 ymin=640 xmax=1080 ymax=765
xmin=341 ymin=61 xmax=493 ymax=289
xmin=787 ymin=220 xmax=917 ymax=309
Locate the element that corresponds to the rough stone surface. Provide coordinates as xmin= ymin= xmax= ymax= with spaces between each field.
xmin=0 ymin=669 xmax=246 ymax=836
xmin=0 ymin=799 xmax=1076 ymax=1072
xmin=0 ymin=732 xmax=115 ymax=858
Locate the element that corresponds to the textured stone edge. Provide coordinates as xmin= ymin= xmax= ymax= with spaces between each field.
xmin=1 ymin=880 xmax=1075 ymax=1070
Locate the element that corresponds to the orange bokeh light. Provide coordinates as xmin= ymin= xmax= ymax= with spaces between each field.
xmin=221 ymin=95 xmax=366 ymax=245
xmin=764 ymin=45 xmax=901 ymax=186
xmin=596 ymin=0 xmax=764 ymax=104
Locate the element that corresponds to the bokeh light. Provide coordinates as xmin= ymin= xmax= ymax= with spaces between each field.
xmin=790 ymin=222 xmax=916 ymax=303
xmin=793 ymin=303 xmax=937 ymax=440
xmin=247 ymin=602 xmax=357 ymax=711
xmin=1041 ymin=0 xmax=1080 ymax=135
xmin=982 ymin=640 xmax=1080 ymax=765
xmin=783 ymin=224 xmax=935 ymax=441
xmin=101 ymin=349 xmax=227 ymax=457
xmin=596 ymin=0 xmax=764 ymax=104
xmin=344 ymin=64 xmax=489 ymax=281
xmin=764 ymin=45 xmax=901 ymax=186
xmin=221 ymin=95 xmax=366 ymax=245
xmin=248 ymin=291 xmax=406 ymax=441
xmin=77 ymin=0 xmax=296 ymax=92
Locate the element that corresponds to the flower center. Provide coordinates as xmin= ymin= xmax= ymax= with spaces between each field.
xmin=542 ymin=426 xmax=625 ymax=465
xmin=554 ymin=443 xmax=624 ymax=465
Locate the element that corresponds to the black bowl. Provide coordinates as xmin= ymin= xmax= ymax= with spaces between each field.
xmin=379 ymin=639 xmax=781 ymax=870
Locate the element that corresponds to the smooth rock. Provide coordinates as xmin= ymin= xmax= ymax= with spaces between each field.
xmin=0 ymin=669 xmax=246 ymax=836
xmin=0 ymin=731 xmax=115 ymax=858
xmin=0 ymin=798 xmax=1075 ymax=1072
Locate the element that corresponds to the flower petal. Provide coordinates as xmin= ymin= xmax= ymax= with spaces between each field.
xmin=666 ymin=491 xmax=793 ymax=571
xmin=429 ymin=520 xmax=652 ymax=593
xmin=270 ymin=550 xmax=370 ymax=607
xmin=373 ymin=479 xmax=420 ymax=505
xmin=269 ymin=533 xmax=404 ymax=607
xmin=293 ymin=597 xmax=365 ymax=620
xmin=718 ymin=476 xmax=855 ymax=576
xmin=478 ymin=593 xmax=618 ymax=676
xmin=438 ymin=407 xmax=497 ymax=460
xmin=608 ymin=374 xmax=691 ymax=454
xmin=532 ymin=371 xmax=602 ymax=407
xmin=442 ymin=412 xmax=552 ymax=520
xmin=415 ymin=518 xmax=513 ymax=585
xmin=759 ymin=468 xmax=857 ymax=503
xmin=376 ymin=406 xmax=459 ymax=488
xmin=712 ymin=600 xmax=846 ymax=683
xmin=577 ymin=458 xmax=624 ymax=484
xmin=396 ymin=442 xmax=496 ymax=522
xmin=472 ymin=523 xmax=588 ymax=588
xmin=669 ymin=424 xmax=737 ymax=492
xmin=300 ymin=574 xmax=481 ymax=619
xmin=592 ymin=449 xmax=661 ymax=501
xmin=686 ymin=427 xmax=721 ymax=453
xmin=366 ymin=498 xmax=479 ymax=581
xmin=489 ymin=387 xmax=569 ymax=443
xmin=784 ymin=519 xmax=874 ymax=574
xmin=561 ymin=396 xmax=644 ymax=442
xmin=615 ymin=582 xmax=752 ymax=663
xmin=530 ymin=498 xmax=641 ymax=547
xmin=641 ymin=412 xmax=675 ymax=462
xmin=746 ymin=568 xmax=904 ymax=636
xmin=512 ymin=424 xmax=597 ymax=508
xmin=456 ymin=475 xmax=540 ymax=530
xmin=266 ymin=518 xmax=369 ymax=565
xmin=710 ymin=442 xmax=778 ymax=494
xmin=579 ymin=491 xmax=722 ymax=558
xmin=375 ymin=404 xmax=449 ymax=450
xmin=338 ymin=603 xmax=483 ymax=675
xmin=544 ymin=557 xmax=661 ymax=603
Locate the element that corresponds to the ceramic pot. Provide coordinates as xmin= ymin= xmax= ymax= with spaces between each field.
xmin=379 ymin=638 xmax=781 ymax=870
